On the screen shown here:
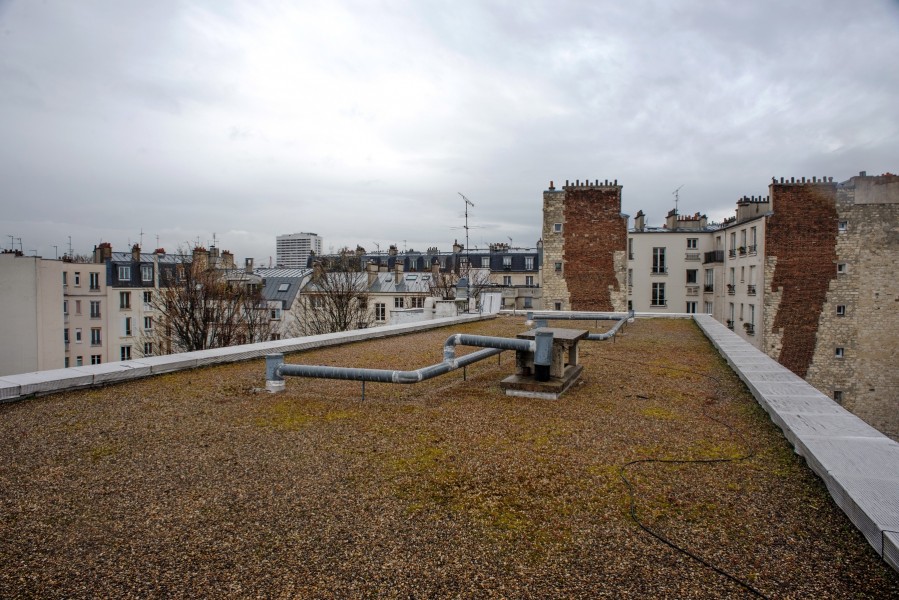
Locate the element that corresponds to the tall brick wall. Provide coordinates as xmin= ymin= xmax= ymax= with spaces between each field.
xmin=765 ymin=181 xmax=838 ymax=377
xmin=562 ymin=184 xmax=628 ymax=311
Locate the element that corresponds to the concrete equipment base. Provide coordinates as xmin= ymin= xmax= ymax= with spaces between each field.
xmin=501 ymin=364 xmax=583 ymax=400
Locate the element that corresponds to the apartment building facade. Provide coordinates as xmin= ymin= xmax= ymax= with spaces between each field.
xmin=547 ymin=172 xmax=898 ymax=440
xmin=276 ymin=232 xmax=323 ymax=269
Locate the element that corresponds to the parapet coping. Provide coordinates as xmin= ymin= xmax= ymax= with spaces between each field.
xmin=0 ymin=314 xmax=495 ymax=402
xmin=693 ymin=314 xmax=899 ymax=573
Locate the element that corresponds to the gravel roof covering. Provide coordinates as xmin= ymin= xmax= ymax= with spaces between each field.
xmin=1 ymin=317 xmax=897 ymax=598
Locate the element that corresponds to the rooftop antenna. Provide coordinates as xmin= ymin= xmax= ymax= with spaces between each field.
xmin=459 ymin=192 xmax=474 ymax=254
xmin=508 ymin=236 xmax=513 ymax=248
xmin=673 ymin=184 xmax=685 ymax=216
xmin=7 ymin=235 xmax=13 ymax=251
xmin=156 ymin=234 xmax=160 ymax=249
xmin=68 ymin=236 xmax=73 ymax=257
xmin=139 ymin=228 xmax=144 ymax=248
xmin=372 ymin=242 xmax=380 ymax=254
xmin=403 ymin=239 xmax=407 ymax=253
xmin=16 ymin=237 xmax=22 ymax=252
xmin=212 ymin=232 xmax=217 ymax=248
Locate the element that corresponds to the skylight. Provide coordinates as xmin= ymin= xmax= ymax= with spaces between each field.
xmin=277 ymin=283 xmax=290 ymax=292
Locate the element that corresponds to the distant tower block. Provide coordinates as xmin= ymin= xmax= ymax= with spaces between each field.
xmin=276 ymin=233 xmax=323 ymax=269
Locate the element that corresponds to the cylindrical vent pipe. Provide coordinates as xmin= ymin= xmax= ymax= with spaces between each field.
xmin=534 ymin=330 xmax=553 ymax=382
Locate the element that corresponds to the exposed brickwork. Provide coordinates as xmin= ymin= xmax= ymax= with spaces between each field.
xmin=765 ymin=182 xmax=838 ymax=377
xmin=562 ymin=186 xmax=628 ymax=311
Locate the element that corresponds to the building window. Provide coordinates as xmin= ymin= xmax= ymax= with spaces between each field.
xmin=502 ymin=256 xmax=512 ymax=269
xmin=834 ymin=390 xmax=843 ymax=403
xmin=270 ymin=308 xmax=281 ymax=320
xmin=120 ymin=291 xmax=131 ymax=309
xmin=76 ymin=356 xmax=83 ymax=367
xmin=90 ymin=328 xmax=101 ymax=345
xmin=553 ymin=223 xmax=563 ymax=233
xmin=503 ymin=275 xmax=512 ymax=286
xmin=75 ymin=300 xmax=81 ymax=315
xmin=554 ymin=301 xmax=562 ymax=311
xmin=411 ymin=297 xmax=425 ymax=308
xmin=310 ymin=296 xmax=324 ymax=309
xmin=554 ymin=262 xmax=562 ymax=273
xmin=686 ymin=301 xmax=697 ymax=314
xmin=63 ymin=300 xmax=68 ymax=315
xmin=740 ymin=266 xmax=745 ymax=282
xmin=143 ymin=343 xmax=153 ymax=356
xmin=143 ymin=290 xmax=153 ymax=305
xmin=89 ymin=272 xmax=100 ymax=290
xmin=270 ymin=333 xmax=281 ymax=341
xmin=141 ymin=265 xmax=153 ymax=282
xmin=481 ymin=257 xmax=490 ymax=269
xmin=524 ymin=297 xmax=532 ymax=309
xmin=838 ymin=221 xmax=848 ymax=232
xmin=75 ymin=328 xmax=82 ymax=343
xmin=394 ymin=297 xmax=404 ymax=308
xmin=91 ymin=355 xmax=102 ymax=365
xmin=628 ymin=238 xmax=634 ymax=260
xmin=375 ymin=303 xmax=386 ymax=322
xmin=124 ymin=317 xmax=133 ymax=337
xmin=687 ymin=238 xmax=697 ymax=249
xmin=64 ymin=329 xmax=69 ymax=344
xmin=686 ymin=269 xmax=698 ymax=284
xmin=63 ymin=272 xmax=68 ymax=286
xmin=750 ymin=227 xmax=757 ymax=252
xmin=835 ymin=347 xmax=845 ymax=359
xmin=121 ymin=346 xmax=132 ymax=361
xmin=525 ymin=275 xmax=534 ymax=286
xmin=144 ymin=316 xmax=153 ymax=330
xmin=74 ymin=272 xmax=81 ymax=286
xmin=65 ymin=357 xmax=70 ymax=368
xmin=836 ymin=305 xmax=846 ymax=316
xmin=118 ymin=266 xmax=131 ymax=281
xmin=704 ymin=301 xmax=713 ymax=314
xmin=837 ymin=263 xmax=847 ymax=274
xmin=525 ymin=256 xmax=534 ymax=270
xmin=651 ymin=282 xmax=666 ymax=307
xmin=652 ymin=248 xmax=666 ymax=274
xmin=90 ymin=300 xmax=101 ymax=319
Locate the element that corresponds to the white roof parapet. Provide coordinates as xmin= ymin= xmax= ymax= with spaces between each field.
xmin=693 ymin=314 xmax=899 ymax=572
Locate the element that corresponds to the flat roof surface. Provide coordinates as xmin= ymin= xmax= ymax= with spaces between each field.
xmin=1 ymin=317 xmax=897 ymax=597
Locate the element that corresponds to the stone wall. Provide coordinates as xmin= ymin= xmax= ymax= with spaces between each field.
xmin=805 ymin=174 xmax=899 ymax=440
xmin=541 ymin=187 xmax=569 ymax=309
xmin=561 ymin=184 xmax=628 ymax=311
xmin=765 ymin=180 xmax=839 ymax=377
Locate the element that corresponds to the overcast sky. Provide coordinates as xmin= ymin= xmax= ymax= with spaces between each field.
xmin=2 ymin=1 xmax=898 ymax=263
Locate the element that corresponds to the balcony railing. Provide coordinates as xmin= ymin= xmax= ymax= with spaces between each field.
xmin=703 ymin=250 xmax=724 ymax=264
xmin=748 ymin=244 xmax=757 ymax=255
xmin=726 ymin=320 xmax=735 ymax=330
xmin=704 ymin=284 xmax=714 ymax=293
xmin=685 ymin=252 xmax=700 ymax=261
xmin=738 ymin=246 xmax=747 ymax=256
xmin=744 ymin=323 xmax=755 ymax=336
xmin=747 ymin=284 xmax=757 ymax=296
xmin=727 ymin=284 xmax=736 ymax=295
xmin=650 ymin=267 xmax=668 ymax=275
xmin=728 ymin=249 xmax=736 ymax=259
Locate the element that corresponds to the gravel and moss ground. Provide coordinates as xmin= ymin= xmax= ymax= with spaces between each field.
xmin=1 ymin=316 xmax=897 ymax=598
